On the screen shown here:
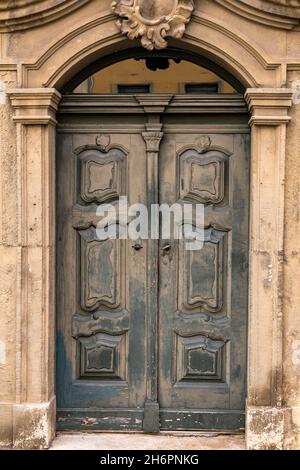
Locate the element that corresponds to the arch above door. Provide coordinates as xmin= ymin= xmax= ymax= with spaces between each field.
xmin=20 ymin=6 xmax=286 ymax=91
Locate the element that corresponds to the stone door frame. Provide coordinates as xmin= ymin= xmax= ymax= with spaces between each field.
xmin=5 ymin=15 xmax=294 ymax=449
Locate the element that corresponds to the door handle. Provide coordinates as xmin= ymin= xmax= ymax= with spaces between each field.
xmin=132 ymin=242 xmax=143 ymax=251
xmin=161 ymin=244 xmax=171 ymax=253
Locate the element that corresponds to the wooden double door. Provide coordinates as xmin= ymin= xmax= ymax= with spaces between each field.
xmin=56 ymin=94 xmax=250 ymax=431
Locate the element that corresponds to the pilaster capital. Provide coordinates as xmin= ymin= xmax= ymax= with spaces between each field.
xmin=142 ymin=131 xmax=164 ymax=153
xmin=7 ymin=88 xmax=62 ymax=126
xmin=245 ymin=88 xmax=293 ymax=126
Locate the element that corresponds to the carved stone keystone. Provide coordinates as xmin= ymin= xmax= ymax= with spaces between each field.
xmin=111 ymin=0 xmax=194 ymax=50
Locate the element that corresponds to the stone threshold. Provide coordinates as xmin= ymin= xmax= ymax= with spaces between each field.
xmin=49 ymin=431 xmax=245 ymax=450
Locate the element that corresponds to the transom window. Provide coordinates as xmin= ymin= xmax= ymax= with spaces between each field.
xmin=73 ymin=58 xmax=237 ymax=94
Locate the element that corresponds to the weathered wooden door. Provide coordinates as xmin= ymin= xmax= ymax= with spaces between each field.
xmin=56 ymin=94 xmax=249 ymax=431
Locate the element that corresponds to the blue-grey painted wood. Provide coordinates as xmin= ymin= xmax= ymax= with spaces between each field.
xmin=56 ymin=128 xmax=148 ymax=416
xmin=158 ymin=129 xmax=250 ymax=428
xmin=56 ymin=95 xmax=249 ymax=431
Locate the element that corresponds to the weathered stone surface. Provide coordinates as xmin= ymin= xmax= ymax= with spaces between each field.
xmin=0 ymin=72 xmax=18 ymax=449
xmin=0 ymin=1 xmax=90 ymax=32
xmin=247 ymin=406 xmax=294 ymax=450
xmin=0 ymin=71 xmax=18 ymax=246
xmin=241 ymin=0 xmax=300 ymax=18
xmin=284 ymin=70 xmax=300 ymax=450
xmin=13 ymin=398 xmax=56 ymax=450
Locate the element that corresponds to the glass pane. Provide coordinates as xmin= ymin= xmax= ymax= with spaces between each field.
xmin=185 ymin=83 xmax=219 ymax=94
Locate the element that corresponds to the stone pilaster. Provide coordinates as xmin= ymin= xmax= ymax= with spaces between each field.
xmin=245 ymin=88 xmax=293 ymax=450
xmin=7 ymin=88 xmax=61 ymax=449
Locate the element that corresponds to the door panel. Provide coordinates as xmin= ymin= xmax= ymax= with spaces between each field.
xmin=56 ymin=95 xmax=249 ymax=431
xmin=158 ymin=131 xmax=249 ymax=429
xmin=56 ymin=129 xmax=148 ymax=429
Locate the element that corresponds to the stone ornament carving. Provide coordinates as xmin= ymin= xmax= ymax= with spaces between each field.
xmin=111 ymin=0 xmax=194 ymax=50
xmin=142 ymin=132 xmax=164 ymax=152
xmin=96 ymin=134 xmax=111 ymax=152
xmin=196 ymin=135 xmax=212 ymax=154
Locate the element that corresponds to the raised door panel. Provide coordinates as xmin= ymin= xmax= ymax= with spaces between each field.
xmin=79 ymin=147 xmax=126 ymax=204
xmin=79 ymin=228 xmax=121 ymax=311
xmin=180 ymin=227 xmax=227 ymax=313
xmin=180 ymin=151 xmax=225 ymax=205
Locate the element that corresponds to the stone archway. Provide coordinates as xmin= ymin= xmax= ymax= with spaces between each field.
xmin=1 ymin=0 xmax=297 ymax=449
